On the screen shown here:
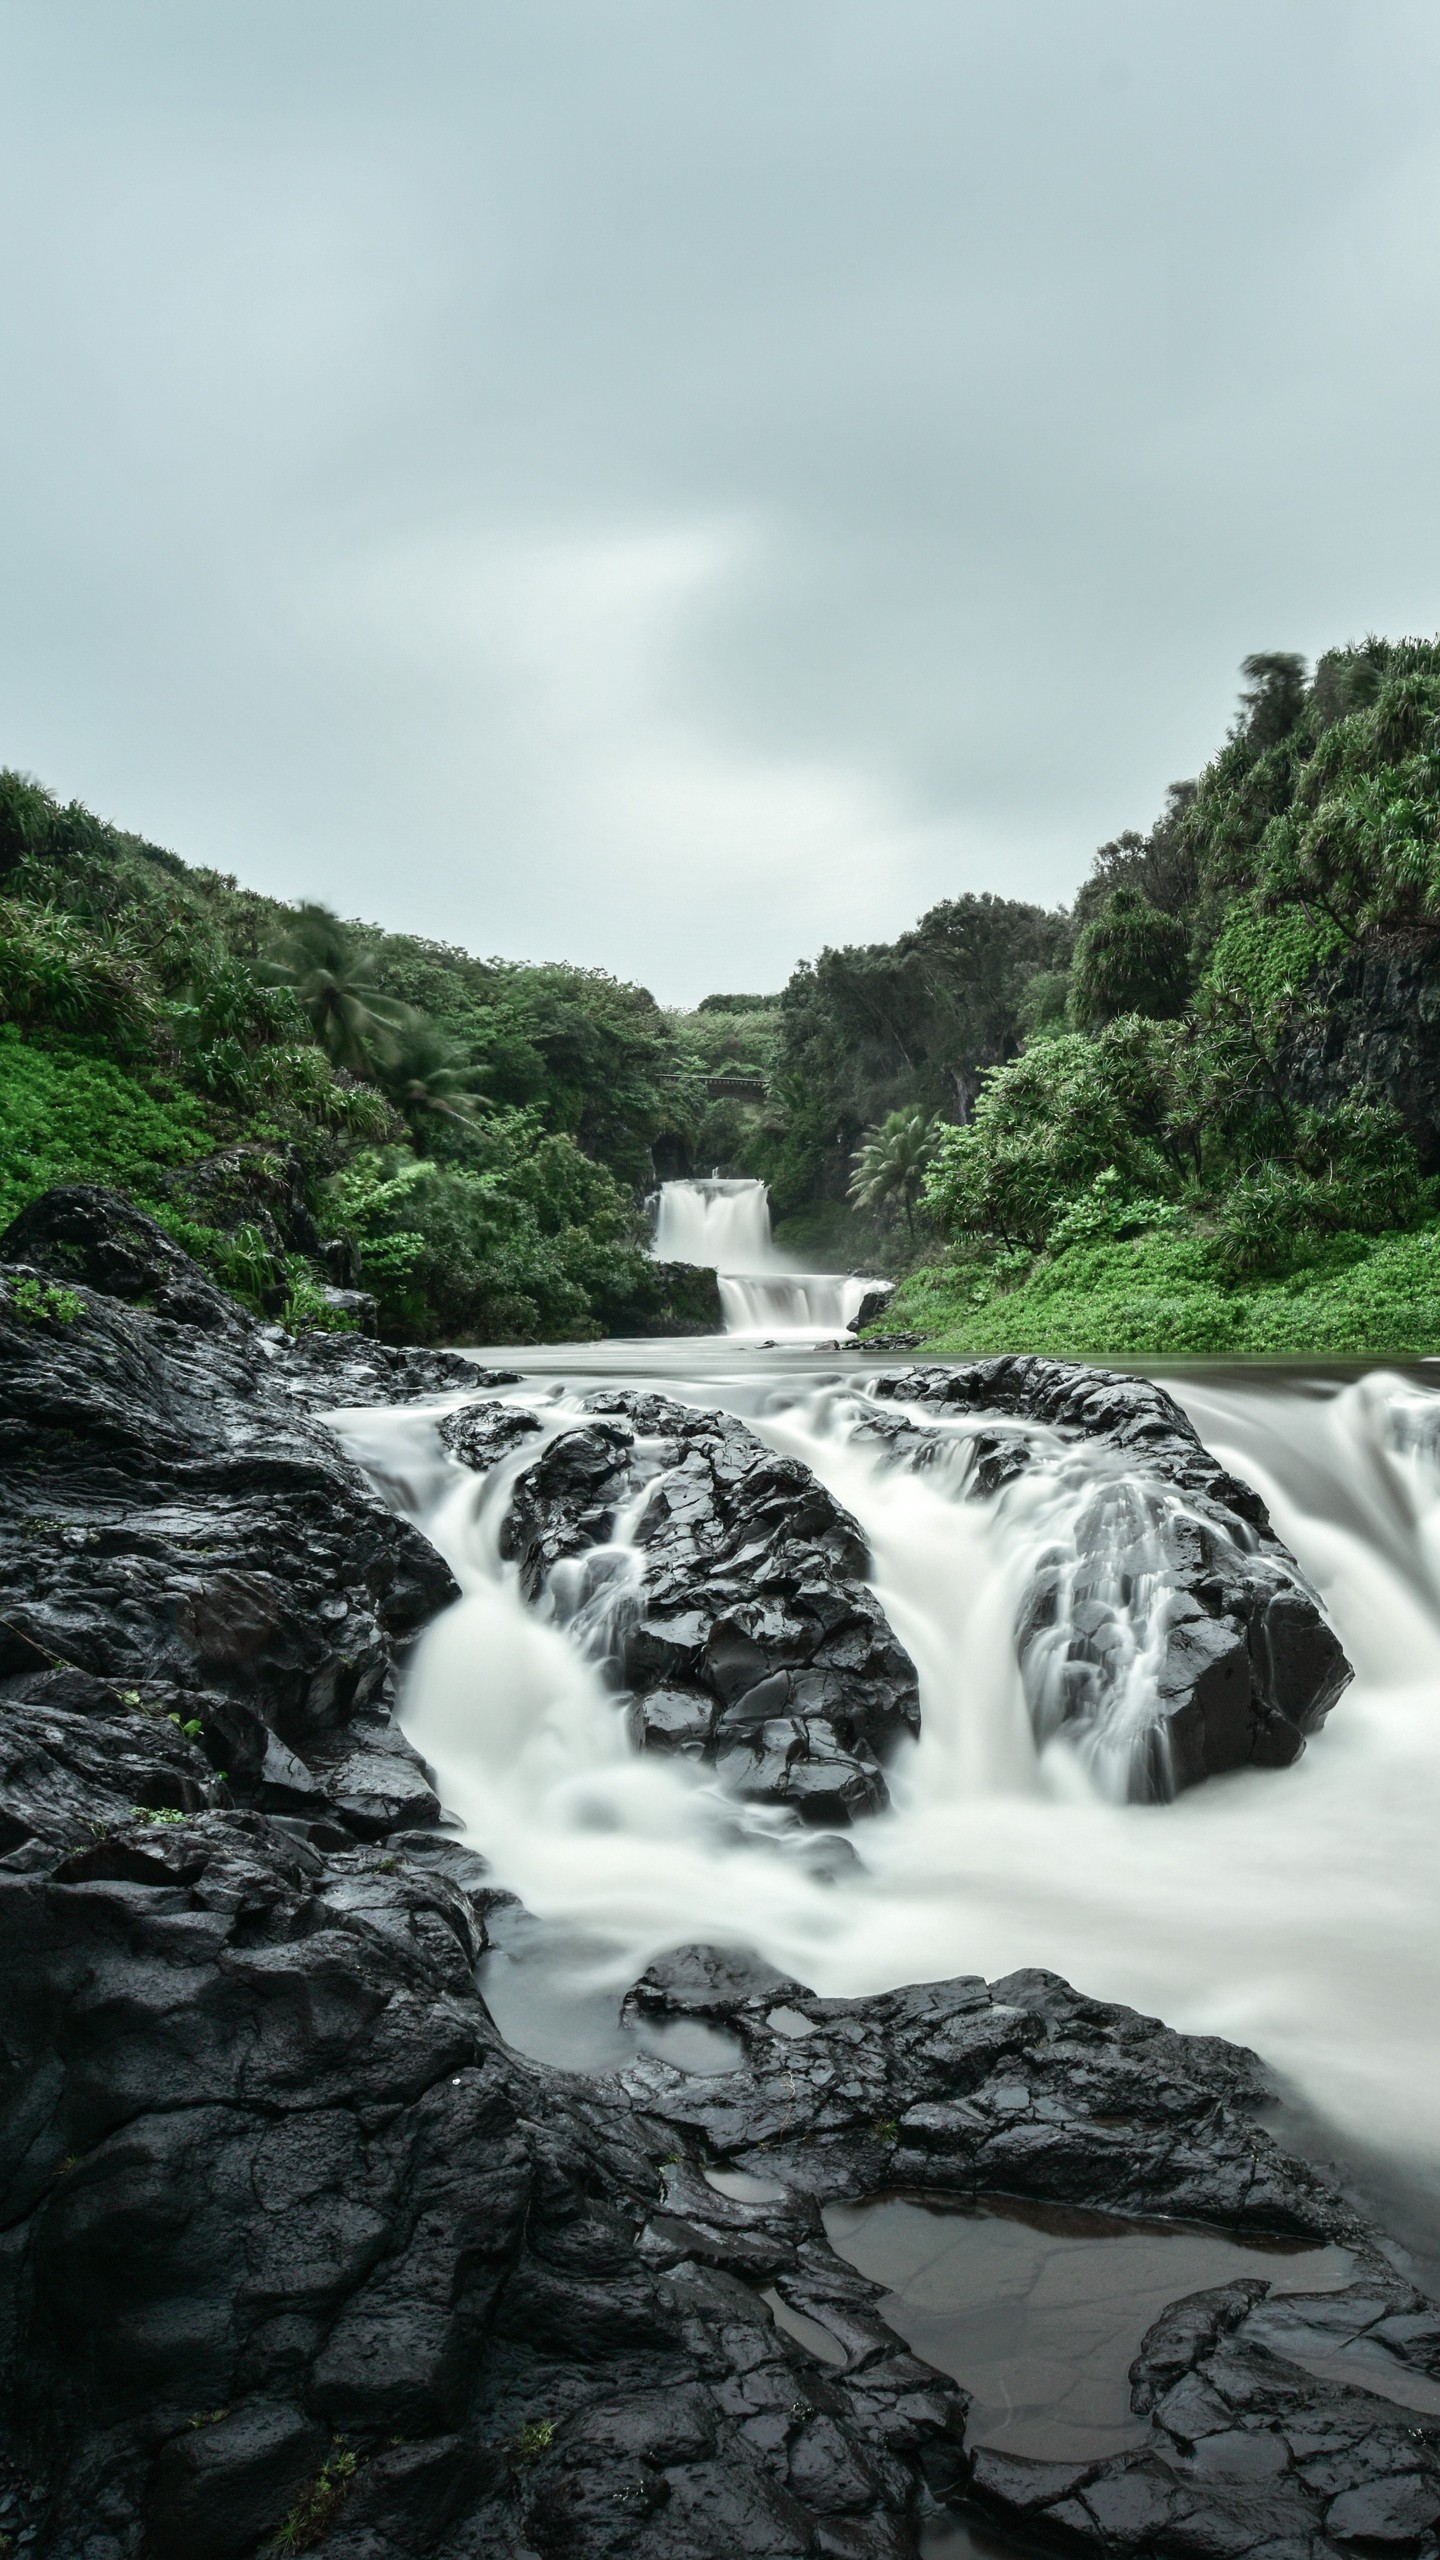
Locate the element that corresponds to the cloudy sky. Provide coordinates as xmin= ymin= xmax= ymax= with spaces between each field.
xmin=3 ymin=2 xmax=1440 ymax=1001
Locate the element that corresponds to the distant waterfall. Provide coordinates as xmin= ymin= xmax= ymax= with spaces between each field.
xmin=652 ymin=1177 xmax=775 ymax=1270
xmin=651 ymin=1176 xmax=879 ymax=1340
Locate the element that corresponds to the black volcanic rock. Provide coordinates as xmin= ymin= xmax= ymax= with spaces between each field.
xmin=1 ymin=1789 xmax=1435 ymax=2560
xmin=439 ymin=1398 xmax=545 ymax=1472
xmin=866 ymin=1360 xmax=1352 ymax=1796
xmin=1 ymin=1183 xmax=252 ymax=1335
xmin=852 ymin=1283 xmax=895 ymax=1333
xmin=1 ymin=1201 xmax=1431 ymax=2560
xmin=1281 ymin=932 xmax=1440 ymax=1171
xmin=0 ymin=1252 xmax=457 ymax=1842
xmin=476 ymin=1388 xmax=922 ymax=1825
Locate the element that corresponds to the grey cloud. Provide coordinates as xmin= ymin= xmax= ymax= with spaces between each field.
xmin=2 ymin=0 xmax=1440 ymax=997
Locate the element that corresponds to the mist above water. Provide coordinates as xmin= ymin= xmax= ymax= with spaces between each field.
xmin=336 ymin=1355 xmax=1440 ymax=2242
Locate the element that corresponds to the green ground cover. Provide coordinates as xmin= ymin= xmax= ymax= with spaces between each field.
xmin=882 ymin=1221 xmax=1440 ymax=1359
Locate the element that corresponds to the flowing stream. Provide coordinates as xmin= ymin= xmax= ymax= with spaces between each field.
xmin=334 ymin=1345 xmax=1440 ymax=2273
xmin=652 ymin=1173 xmax=877 ymax=1338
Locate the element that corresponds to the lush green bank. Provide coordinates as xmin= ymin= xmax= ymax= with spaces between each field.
xmin=883 ymin=1221 xmax=1440 ymax=1359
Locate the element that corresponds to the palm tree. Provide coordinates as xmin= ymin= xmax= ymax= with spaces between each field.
xmin=378 ymin=1010 xmax=490 ymax=1150
xmin=262 ymin=905 xmax=407 ymax=1076
xmin=849 ymin=1105 xmax=940 ymax=1238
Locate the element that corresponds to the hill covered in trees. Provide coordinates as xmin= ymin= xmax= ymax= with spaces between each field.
xmin=0 ymin=777 xmax=721 ymax=1340
xmin=4 ymin=632 xmax=1440 ymax=1352
xmin=794 ymin=640 xmax=1440 ymax=1352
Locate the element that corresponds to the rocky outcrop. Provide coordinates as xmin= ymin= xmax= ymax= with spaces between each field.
xmin=0 ymin=1191 xmax=1427 ymax=2560
xmin=2 ymin=1792 xmax=1436 ymax=2560
xmin=1282 ymin=933 xmax=1440 ymax=1170
xmin=605 ymin=1258 xmax=725 ymax=1337
xmin=0 ymin=1243 xmax=461 ymax=1841
xmin=2 ymin=1182 xmax=254 ymax=1335
xmin=455 ymin=1389 xmax=922 ymax=1824
xmin=851 ymin=1283 xmax=895 ymax=1334
xmin=866 ymin=1360 xmax=1351 ymax=1796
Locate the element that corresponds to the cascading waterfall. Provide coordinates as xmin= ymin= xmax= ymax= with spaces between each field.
xmin=335 ymin=1360 xmax=1440 ymax=2228
xmin=651 ymin=1174 xmax=878 ymax=1338
xmin=652 ymin=1176 xmax=775 ymax=1269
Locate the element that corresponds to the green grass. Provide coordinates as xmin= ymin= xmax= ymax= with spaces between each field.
xmin=881 ymin=1221 xmax=1440 ymax=1359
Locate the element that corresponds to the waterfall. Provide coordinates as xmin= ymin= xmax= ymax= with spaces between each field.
xmin=718 ymin=1271 xmax=876 ymax=1334
xmin=652 ymin=1175 xmax=877 ymax=1338
xmin=331 ymin=1360 xmax=1440 ymax=2214
xmin=653 ymin=1176 xmax=775 ymax=1269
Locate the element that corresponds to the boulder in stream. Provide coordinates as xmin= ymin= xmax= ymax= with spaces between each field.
xmin=866 ymin=1359 xmax=1352 ymax=1797
xmin=448 ymin=1388 xmax=923 ymax=1824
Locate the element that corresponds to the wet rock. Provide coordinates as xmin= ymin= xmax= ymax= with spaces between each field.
xmin=313 ymin=1283 xmax=380 ymax=1334
xmin=2 ymin=1804 xmax=1434 ymax=2560
xmin=439 ymin=1398 xmax=544 ymax=1472
xmin=0 ymin=1793 xmax=971 ymax=2560
xmin=1 ymin=1217 xmax=1433 ymax=2560
xmin=481 ymin=1390 xmax=921 ymax=1824
xmin=868 ymin=1360 xmax=1352 ymax=1796
xmin=0 ymin=1245 xmax=457 ymax=1846
xmin=852 ymin=1284 xmax=895 ymax=1334
xmin=277 ymin=1332 xmax=510 ymax=1409
xmin=1 ymin=1183 xmax=250 ymax=1335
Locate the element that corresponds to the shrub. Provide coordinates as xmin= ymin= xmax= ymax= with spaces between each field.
xmin=0 ymin=1029 xmax=212 ymax=1230
xmin=1069 ymin=888 xmax=1190 ymax=1028
xmin=4 ymin=1276 xmax=84 ymax=1325
xmin=923 ymin=1023 xmax=1182 ymax=1251
xmin=0 ymin=899 xmax=154 ymax=1045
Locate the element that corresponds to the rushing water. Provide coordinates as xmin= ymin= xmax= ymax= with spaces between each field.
xmin=333 ymin=1345 xmax=1440 ymax=2270
xmin=651 ymin=1173 xmax=878 ymax=1339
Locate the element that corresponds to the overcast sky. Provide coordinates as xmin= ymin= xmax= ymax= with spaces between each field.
xmin=4 ymin=3 xmax=1440 ymax=1002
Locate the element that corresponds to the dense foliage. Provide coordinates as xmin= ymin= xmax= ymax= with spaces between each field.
xmin=5 ymin=628 xmax=1439 ymax=1353
xmin=0 ymin=769 xmax=697 ymax=1340
xmin=885 ymin=637 xmax=1440 ymax=1350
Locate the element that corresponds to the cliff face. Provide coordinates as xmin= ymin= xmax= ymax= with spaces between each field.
xmin=1284 ymin=936 xmax=1440 ymax=1170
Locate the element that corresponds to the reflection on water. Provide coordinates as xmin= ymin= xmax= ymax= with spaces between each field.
xmin=822 ymin=2193 xmax=1354 ymax=2462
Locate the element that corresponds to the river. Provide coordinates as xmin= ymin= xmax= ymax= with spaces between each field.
xmin=330 ymin=1181 xmax=1440 ymax=2288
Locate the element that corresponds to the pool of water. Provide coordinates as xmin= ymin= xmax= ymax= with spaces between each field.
xmin=822 ymin=2193 xmax=1356 ymax=2462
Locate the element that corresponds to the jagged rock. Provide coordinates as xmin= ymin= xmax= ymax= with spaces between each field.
xmin=439 ymin=1399 xmax=544 ymax=1472
xmin=314 ymin=1284 xmax=380 ymax=1335
xmin=2 ymin=1776 xmax=1434 ymax=2560
xmin=0 ymin=1239 xmax=1435 ymax=2559
xmin=852 ymin=1283 xmax=895 ymax=1333
xmin=1 ymin=1183 xmax=250 ymax=1335
xmin=867 ymin=1360 xmax=1352 ymax=1796
xmin=278 ymin=1334 xmax=513 ymax=1409
xmin=474 ymin=1389 xmax=921 ymax=1825
xmin=0 ymin=1251 xmax=457 ymax=1845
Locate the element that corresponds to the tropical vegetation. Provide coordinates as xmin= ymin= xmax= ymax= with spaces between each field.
xmin=4 ymin=631 xmax=1440 ymax=1352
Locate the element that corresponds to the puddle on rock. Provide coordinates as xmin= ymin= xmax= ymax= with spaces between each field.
xmin=823 ymin=2193 xmax=1355 ymax=2463
xmin=478 ymin=1907 xmax=742 ymax=2076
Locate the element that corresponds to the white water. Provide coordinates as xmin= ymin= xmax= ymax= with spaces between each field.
xmin=653 ymin=1176 xmax=776 ymax=1271
xmin=652 ymin=1174 xmax=879 ymax=1340
xmin=338 ymin=1358 xmax=1440 ymax=2227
